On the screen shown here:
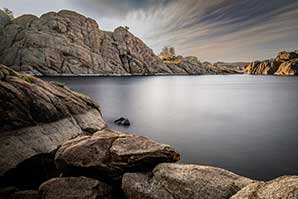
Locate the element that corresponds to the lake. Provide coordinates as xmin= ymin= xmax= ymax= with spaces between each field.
xmin=43 ymin=75 xmax=298 ymax=180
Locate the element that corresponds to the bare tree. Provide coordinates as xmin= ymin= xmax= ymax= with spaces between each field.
xmin=3 ymin=8 xmax=14 ymax=20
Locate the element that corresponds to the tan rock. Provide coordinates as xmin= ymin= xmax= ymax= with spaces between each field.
xmin=55 ymin=129 xmax=180 ymax=179
xmin=122 ymin=163 xmax=254 ymax=199
xmin=231 ymin=176 xmax=298 ymax=199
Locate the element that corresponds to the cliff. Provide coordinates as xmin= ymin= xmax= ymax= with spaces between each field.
xmin=1 ymin=65 xmax=297 ymax=198
xmin=0 ymin=10 xmax=239 ymax=76
xmin=244 ymin=50 xmax=298 ymax=76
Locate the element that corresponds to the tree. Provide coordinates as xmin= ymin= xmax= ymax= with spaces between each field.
xmin=3 ymin=8 xmax=14 ymax=20
xmin=169 ymin=47 xmax=176 ymax=57
xmin=124 ymin=26 xmax=130 ymax=30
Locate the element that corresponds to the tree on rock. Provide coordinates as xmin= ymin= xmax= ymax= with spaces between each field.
xmin=2 ymin=8 xmax=14 ymax=20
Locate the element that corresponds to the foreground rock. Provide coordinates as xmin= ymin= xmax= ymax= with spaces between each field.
xmin=231 ymin=176 xmax=298 ymax=199
xmin=0 ymin=65 xmax=105 ymax=186
xmin=244 ymin=50 xmax=298 ymax=75
xmin=55 ymin=129 xmax=180 ymax=180
xmin=122 ymin=163 xmax=254 ymax=199
xmin=39 ymin=176 xmax=112 ymax=199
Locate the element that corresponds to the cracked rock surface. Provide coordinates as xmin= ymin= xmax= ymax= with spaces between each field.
xmin=231 ymin=176 xmax=298 ymax=199
xmin=0 ymin=10 xmax=171 ymax=75
xmin=122 ymin=163 xmax=254 ymax=199
xmin=39 ymin=176 xmax=112 ymax=199
xmin=0 ymin=64 xmax=105 ymax=175
xmin=55 ymin=129 xmax=180 ymax=179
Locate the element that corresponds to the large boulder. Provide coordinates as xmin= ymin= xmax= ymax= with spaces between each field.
xmin=55 ymin=129 xmax=180 ymax=180
xmin=231 ymin=176 xmax=298 ymax=199
xmin=122 ymin=163 xmax=254 ymax=199
xmin=0 ymin=10 xmax=171 ymax=75
xmin=39 ymin=176 xmax=112 ymax=199
xmin=0 ymin=65 xmax=105 ymax=179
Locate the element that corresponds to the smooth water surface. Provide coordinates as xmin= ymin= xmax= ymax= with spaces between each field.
xmin=44 ymin=75 xmax=298 ymax=180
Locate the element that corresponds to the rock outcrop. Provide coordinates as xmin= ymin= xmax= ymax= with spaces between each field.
xmin=161 ymin=55 xmax=242 ymax=75
xmin=0 ymin=65 xmax=105 ymax=181
xmin=231 ymin=176 xmax=298 ymax=199
xmin=244 ymin=50 xmax=298 ymax=75
xmin=0 ymin=10 xmax=239 ymax=76
xmin=122 ymin=163 xmax=254 ymax=199
xmin=0 ymin=10 xmax=170 ymax=75
xmin=55 ymin=129 xmax=180 ymax=180
xmin=39 ymin=176 xmax=112 ymax=199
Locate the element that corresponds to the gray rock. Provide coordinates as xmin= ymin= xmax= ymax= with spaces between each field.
xmin=0 ymin=10 xmax=171 ymax=75
xmin=39 ymin=176 xmax=112 ymax=199
xmin=55 ymin=129 xmax=180 ymax=179
xmin=0 ymin=65 xmax=106 ymax=176
xmin=0 ymin=10 xmax=239 ymax=75
xmin=122 ymin=163 xmax=254 ymax=199
xmin=231 ymin=176 xmax=298 ymax=199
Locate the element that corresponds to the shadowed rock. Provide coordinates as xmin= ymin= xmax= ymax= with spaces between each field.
xmin=55 ymin=129 xmax=180 ymax=180
xmin=122 ymin=163 xmax=254 ymax=199
xmin=39 ymin=176 xmax=112 ymax=199
xmin=231 ymin=176 xmax=298 ymax=199
xmin=0 ymin=64 xmax=105 ymax=178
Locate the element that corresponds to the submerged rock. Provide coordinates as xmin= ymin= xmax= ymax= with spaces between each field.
xmin=39 ymin=176 xmax=112 ymax=199
xmin=55 ymin=129 xmax=180 ymax=180
xmin=231 ymin=176 xmax=298 ymax=199
xmin=114 ymin=117 xmax=130 ymax=126
xmin=122 ymin=163 xmax=254 ymax=199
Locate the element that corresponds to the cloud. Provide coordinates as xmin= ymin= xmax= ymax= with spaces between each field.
xmin=1 ymin=0 xmax=298 ymax=62
xmin=105 ymin=0 xmax=298 ymax=62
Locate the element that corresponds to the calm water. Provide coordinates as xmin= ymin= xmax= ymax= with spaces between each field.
xmin=44 ymin=75 xmax=298 ymax=180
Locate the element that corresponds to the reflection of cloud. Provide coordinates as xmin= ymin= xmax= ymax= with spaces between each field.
xmin=1 ymin=0 xmax=298 ymax=62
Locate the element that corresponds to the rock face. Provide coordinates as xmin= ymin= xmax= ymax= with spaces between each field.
xmin=0 ymin=10 xmax=172 ymax=75
xmin=244 ymin=50 xmax=298 ymax=75
xmin=0 ymin=64 xmax=105 ymax=177
xmin=39 ymin=176 xmax=112 ymax=199
xmin=231 ymin=176 xmax=298 ymax=199
xmin=0 ymin=10 xmax=239 ymax=76
xmin=55 ymin=129 xmax=180 ymax=180
xmin=122 ymin=163 xmax=254 ymax=199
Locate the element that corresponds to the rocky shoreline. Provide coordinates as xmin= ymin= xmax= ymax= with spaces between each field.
xmin=244 ymin=50 xmax=298 ymax=76
xmin=0 ymin=65 xmax=297 ymax=199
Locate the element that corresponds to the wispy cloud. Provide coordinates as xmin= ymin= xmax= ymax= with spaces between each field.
xmin=1 ymin=0 xmax=298 ymax=62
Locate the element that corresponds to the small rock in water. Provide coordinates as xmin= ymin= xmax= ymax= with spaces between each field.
xmin=114 ymin=117 xmax=130 ymax=126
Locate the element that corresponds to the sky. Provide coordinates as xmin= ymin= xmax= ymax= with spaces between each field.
xmin=1 ymin=0 xmax=298 ymax=62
